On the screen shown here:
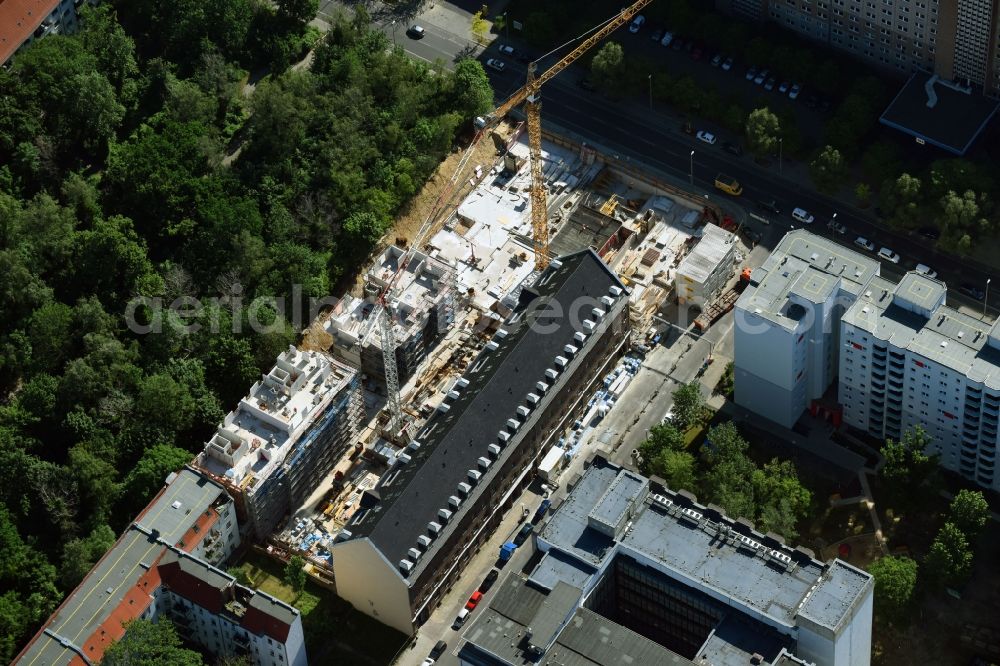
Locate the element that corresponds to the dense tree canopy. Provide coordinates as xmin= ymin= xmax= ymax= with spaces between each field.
xmin=0 ymin=5 xmax=491 ymax=658
xmin=869 ymin=555 xmax=918 ymax=624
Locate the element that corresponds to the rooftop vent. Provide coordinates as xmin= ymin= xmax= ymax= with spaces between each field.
xmin=447 ymin=390 xmax=461 ymax=401
xmin=468 ymin=469 xmax=482 ymax=484
xmin=417 ymin=534 xmax=431 ymax=548
xmin=455 ymin=377 xmax=470 ymax=389
xmin=496 ymin=329 xmax=509 ymax=338
xmin=457 ymin=482 xmax=472 ymax=496
xmin=438 ymin=508 xmax=453 ymax=522
xmin=545 ymin=368 xmax=558 ymax=380
xmin=437 ymin=403 xmax=451 ymax=413
xmin=336 ymin=529 xmax=353 ymax=543
xmin=940 ymin=341 xmax=948 ymax=348
xmin=600 ymin=295 xmax=614 ymax=307
xmin=679 ymin=508 xmax=703 ymax=525
xmin=550 ymin=259 xmax=563 ymax=269
xmin=517 ymin=405 xmax=530 ymax=418
xmin=564 ymin=344 xmax=578 ymax=356
xmin=399 ymin=559 xmax=413 ymax=573
xmin=555 ymin=355 xmax=568 ymax=367
xmin=485 ymin=341 xmax=499 ymax=351
xmin=591 ymin=308 xmax=605 ymax=320
xmin=487 ymin=443 xmax=501 ymax=457
xmin=609 ymin=286 xmax=623 ymax=297
xmin=407 ymin=547 xmax=422 ymax=561
xmin=770 ymin=549 xmax=793 ymax=564
xmin=428 ymin=521 xmax=442 ymax=535
xmin=574 ymin=331 xmax=587 ymax=343
xmin=536 ymin=381 xmax=549 ymax=393
xmin=477 ymin=456 xmax=492 ymax=470
xmin=527 ymin=393 xmax=540 ymax=405
xmin=498 ymin=431 xmax=511 ymax=444
xmin=407 ymin=440 xmax=422 ymax=452
xmin=506 ymin=418 xmax=520 ymax=431
xmin=448 ymin=495 xmax=461 ymax=509
xmin=582 ymin=319 xmax=595 ymax=332
xmin=397 ymin=453 xmax=412 ymax=465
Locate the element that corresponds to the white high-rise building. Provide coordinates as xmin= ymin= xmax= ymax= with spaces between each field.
xmin=840 ymin=271 xmax=1000 ymax=490
xmin=734 ymin=230 xmax=880 ymax=428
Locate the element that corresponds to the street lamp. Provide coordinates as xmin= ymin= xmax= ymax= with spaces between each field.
xmin=648 ymin=74 xmax=653 ymax=111
xmin=689 ymin=150 xmax=695 ymax=186
xmin=778 ymin=137 xmax=783 ymax=175
xmin=985 ymin=278 xmax=992 ymax=316
xmin=391 ymin=20 xmax=397 ymax=46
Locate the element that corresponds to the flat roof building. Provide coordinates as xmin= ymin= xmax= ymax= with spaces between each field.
xmin=675 ymin=223 xmax=737 ymax=307
xmin=840 ymin=270 xmax=1000 ymax=491
xmin=330 ymin=250 xmax=631 ymax=634
xmin=194 ymin=347 xmax=362 ymax=540
xmin=460 ymin=455 xmax=873 ymax=666
xmin=14 ymin=468 xmax=306 ymax=666
xmin=735 ymin=230 xmax=881 ymax=428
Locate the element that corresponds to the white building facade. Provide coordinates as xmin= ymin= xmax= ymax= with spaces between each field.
xmin=734 ymin=230 xmax=880 ymax=428
xmin=840 ymin=271 xmax=1000 ymax=491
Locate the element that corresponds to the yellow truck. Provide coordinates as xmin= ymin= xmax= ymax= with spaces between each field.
xmin=714 ymin=173 xmax=743 ymax=196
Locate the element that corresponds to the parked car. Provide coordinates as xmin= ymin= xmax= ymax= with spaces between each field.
xmin=629 ymin=14 xmax=645 ymax=33
xmin=917 ymin=226 xmax=940 ymax=240
xmin=650 ymin=28 xmax=663 ymax=41
xmin=486 ymin=58 xmax=505 ymax=72
xmin=479 ymin=569 xmax=499 ymax=593
xmin=915 ymin=264 xmax=938 ymax=278
xmin=431 ymin=641 xmax=448 ymax=659
xmin=453 ymin=608 xmax=470 ymax=629
xmin=754 ymin=69 xmax=769 ymax=85
xmin=466 ymin=591 xmax=484 ymax=611
xmin=406 ymin=24 xmax=426 ymax=39
xmin=421 ymin=659 xmax=435 ymax=666
xmin=498 ymin=44 xmax=515 ymax=55
xmin=745 ymin=65 xmax=758 ymax=81
xmin=696 ymin=130 xmax=717 ymax=145
xmin=710 ymin=53 xmax=723 ymax=67
xmin=791 ymin=207 xmax=814 ymax=224
xmin=513 ymin=522 xmax=534 ymax=546
xmin=764 ymin=77 xmax=776 ymax=91
xmin=788 ymin=83 xmax=801 ymax=100
xmin=723 ymin=141 xmax=743 ymax=156
xmin=854 ymin=236 xmax=876 ymax=252
xmin=960 ymin=283 xmax=986 ymax=300
xmin=722 ymin=56 xmax=734 ymax=71
xmin=660 ymin=31 xmax=674 ymax=47
xmin=828 ymin=219 xmax=847 ymax=235
xmin=757 ymin=199 xmax=781 ymax=215
xmin=877 ymin=247 xmax=900 ymax=263
xmin=778 ymin=81 xmax=791 ymax=94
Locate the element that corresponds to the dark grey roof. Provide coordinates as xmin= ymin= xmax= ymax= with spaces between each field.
xmin=549 ymin=205 xmax=621 ymax=257
xmin=880 ymin=72 xmax=1000 ymax=155
xmin=796 ymin=560 xmax=873 ymax=632
xmin=527 ymin=549 xmax=597 ymax=591
xmin=553 ymin=607 xmax=693 ymax=666
xmin=347 ymin=250 xmax=625 ymax=575
xmin=695 ymin=614 xmax=793 ymax=666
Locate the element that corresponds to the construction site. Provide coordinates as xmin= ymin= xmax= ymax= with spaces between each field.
xmin=272 ymin=122 xmax=752 ymax=577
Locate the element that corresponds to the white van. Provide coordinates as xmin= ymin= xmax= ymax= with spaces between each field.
xmin=453 ymin=608 xmax=470 ymax=629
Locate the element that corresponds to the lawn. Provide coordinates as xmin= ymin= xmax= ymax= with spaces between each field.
xmin=234 ymin=552 xmax=407 ymax=665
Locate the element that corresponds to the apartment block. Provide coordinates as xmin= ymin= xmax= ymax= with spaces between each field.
xmin=330 ymin=250 xmax=631 ymax=634
xmin=0 ymin=0 xmax=93 ymax=65
xmin=675 ymin=223 xmax=738 ymax=307
xmin=721 ymin=0 xmax=1000 ymax=96
xmin=734 ymin=230 xmax=880 ymax=428
xmin=460 ymin=455 xmax=873 ymax=666
xmin=194 ymin=347 xmax=362 ymax=540
xmin=325 ymin=246 xmax=456 ymax=385
xmin=15 ymin=468 xmax=307 ymax=666
xmin=840 ymin=271 xmax=1000 ymax=490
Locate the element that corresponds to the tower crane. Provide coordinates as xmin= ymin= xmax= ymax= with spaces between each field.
xmin=367 ymin=0 xmax=653 ymax=435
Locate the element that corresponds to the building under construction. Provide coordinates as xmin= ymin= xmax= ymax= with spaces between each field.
xmin=325 ymin=246 xmax=457 ymax=385
xmin=193 ymin=347 xmax=362 ymax=540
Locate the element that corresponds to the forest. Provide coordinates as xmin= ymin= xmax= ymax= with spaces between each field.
xmin=0 ymin=1 xmax=494 ymax=659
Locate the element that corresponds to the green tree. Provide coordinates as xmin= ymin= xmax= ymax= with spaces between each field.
xmin=121 ymin=444 xmax=193 ymax=510
xmin=591 ymin=42 xmax=626 ymax=94
xmin=228 ymin=566 xmax=253 ymax=587
xmin=60 ymin=524 xmax=116 ymax=589
xmin=471 ymin=11 xmax=490 ymax=44
xmin=855 ymin=183 xmax=872 ymax=206
xmin=649 ymin=449 xmax=697 ymax=491
xmin=714 ymin=361 xmax=734 ymax=397
xmin=745 ymin=107 xmax=780 ymax=158
xmin=669 ymin=382 xmax=706 ymax=432
xmin=450 ymin=59 xmax=494 ymax=119
xmin=277 ymin=0 xmax=318 ymax=24
xmin=948 ymin=489 xmax=990 ymax=541
xmin=809 ymin=145 xmax=847 ymax=193
xmin=752 ymin=459 xmax=812 ymax=540
xmin=923 ymin=522 xmax=973 ymax=588
xmin=861 ymin=141 xmax=901 ymax=187
xmin=102 ymin=618 xmax=205 ymax=666
xmin=879 ymin=426 xmax=938 ymax=508
xmin=284 ymin=555 xmax=307 ymax=593
xmin=868 ymin=555 xmax=918 ymax=623
xmin=881 ymin=172 xmax=922 ymax=228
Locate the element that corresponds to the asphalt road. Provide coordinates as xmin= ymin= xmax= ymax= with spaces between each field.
xmin=480 ymin=55 xmax=997 ymax=316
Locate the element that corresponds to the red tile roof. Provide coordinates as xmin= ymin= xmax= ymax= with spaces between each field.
xmin=80 ymin=557 xmax=163 ymax=664
xmin=241 ymin=604 xmax=292 ymax=643
xmin=0 ymin=0 xmax=60 ymax=64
